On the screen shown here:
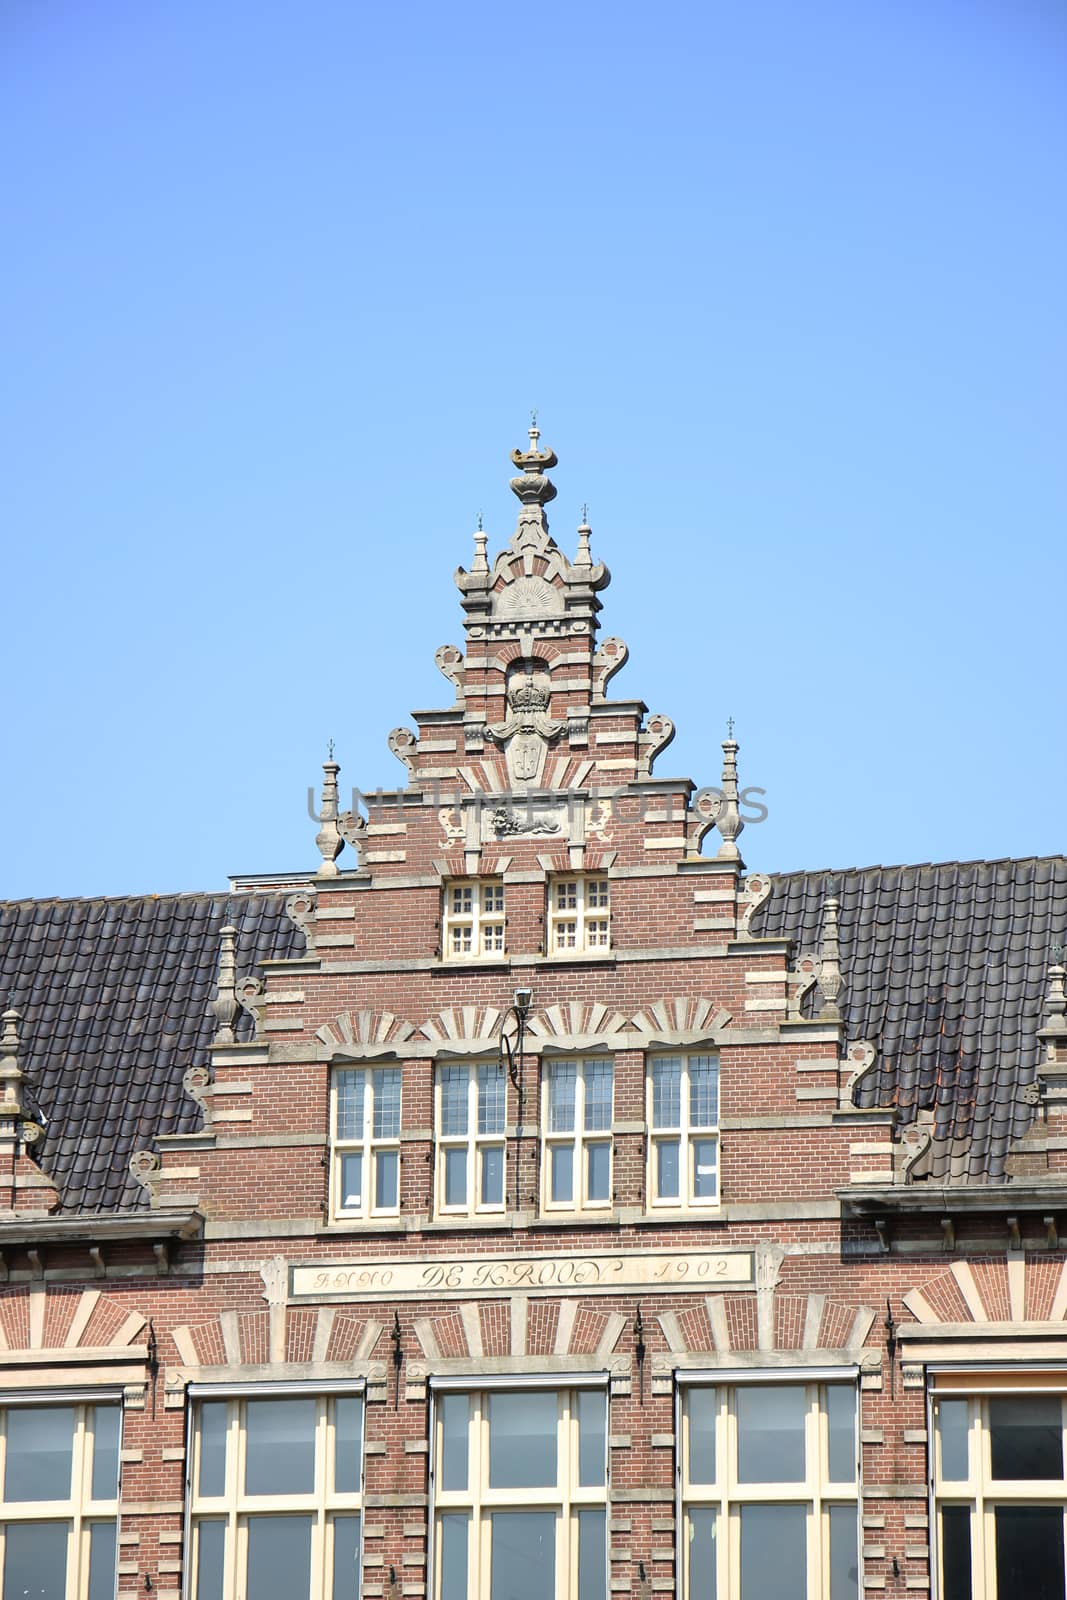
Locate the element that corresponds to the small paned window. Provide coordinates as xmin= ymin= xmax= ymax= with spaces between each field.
xmin=190 ymin=1394 xmax=363 ymax=1600
xmin=681 ymin=1381 xmax=858 ymax=1600
xmin=647 ymin=1053 xmax=720 ymax=1208
xmin=332 ymin=1067 xmax=402 ymax=1220
xmin=542 ymin=1058 xmax=614 ymax=1211
xmin=443 ymin=881 xmax=506 ymax=960
xmin=436 ymin=1063 xmax=507 ymax=1217
xmin=433 ymin=1387 xmax=608 ymax=1599
xmin=547 ymin=879 xmax=610 ymax=954
xmin=932 ymin=1387 xmax=1067 ymax=1599
xmin=0 ymin=1401 xmax=121 ymax=1600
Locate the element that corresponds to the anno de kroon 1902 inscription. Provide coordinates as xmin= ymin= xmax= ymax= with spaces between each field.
xmin=290 ymin=1248 xmax=753 ymax=1300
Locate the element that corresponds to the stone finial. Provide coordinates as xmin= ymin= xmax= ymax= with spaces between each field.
xmin=211 ymin=923 xmax=240 ymax=1045
xmin=714 ymin=735 xmax=745 ymax=861
xmin=509 ymin=423 xmax=558 ymax=547
xmin=816 ymin=892 xmax=844 ymax=1020
xmin=471 ymin=520 xmax=490 ymax=574
xmin=0 ymin=1005 xmax=24 ymax=1117
xmin=575 ymin=507 xmax=593 ymax=568
xmin=315 ymin=755 xmax=344 ymax=877
xmin=1038 ymin=952 xmax=1067 ymax=1055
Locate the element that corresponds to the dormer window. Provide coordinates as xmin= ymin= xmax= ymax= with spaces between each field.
xmin=548 ymin=877 xmax=610 ymax=954
xmin=443 ymin=880 xmax=506 ymax=960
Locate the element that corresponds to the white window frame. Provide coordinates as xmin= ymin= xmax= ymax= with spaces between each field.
xmin=647 ymin=1052 xmax=720 ymax=1210
xmin=541 ymin=1057 xmax=614 ymax=1213
xmin=443 ymin=880 xmax=506 ymax=961
xmin=0 ymin=1393 xmax=122 ymax=1600
xmin=929 ymin=1371 xmax=1067 ymax=1600
xmin=187 ymin=1386 xmax=364 ymax=1600
xmin=429 ymin=1379 xmax=609 ymax=1600
xmin=435 ymin=1062 xmax=507 ymax=1218
xmin=676 ymin=1371 xmax=859 ymax=1600
xmin=331 ymin=1065 xmax=402 ymax=1220
xmin=547 ymin=877 xmax=611 ymax=955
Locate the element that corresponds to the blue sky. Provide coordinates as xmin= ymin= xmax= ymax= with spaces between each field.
xmin=2 ymin=0 xmax=1064 ymax=898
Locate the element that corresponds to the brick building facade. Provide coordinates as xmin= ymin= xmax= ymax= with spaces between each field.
xmin=2 ymin=431 xmax=1067 ymax=1599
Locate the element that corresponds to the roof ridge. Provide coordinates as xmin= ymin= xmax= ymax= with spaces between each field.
xmin=762 ymin=853 xmax=1067 ymax=880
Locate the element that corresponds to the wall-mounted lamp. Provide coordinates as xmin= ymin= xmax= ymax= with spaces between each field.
xmin=391 ymin=1309 xmax=403 ymax=1409
xmin=633 ymin=1305 xmax=647 ymax=1403
xmin=500 ymin=991 xmax=533 ymax=1211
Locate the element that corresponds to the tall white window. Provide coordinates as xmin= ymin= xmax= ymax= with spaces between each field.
xmin=648 ymin=1053 xmax=719 ymax=1207
xmin=547 ymin=878 xmax=610 ymax=954
xmin=542 ymin=1058 xmax=613 ymax=1211
xmin=932 ymin=1385 xmax=1067 ymax=1599
xmin=190 ymin=1392 xmax=363 ymax=1600
xmin=680 ymin=1380 xmax=858 ymax=1600
xmin=443 ymin=881 xmax=506 ymax=959
xmin=432 ymin=1386 xmax=607 ymax=1600
xmin=0 ymin=1401 xmax=120 ymax=1600
xmin=332 ymin=1067 xmax=401 ymax=1219
xmin=436 ymin=1063 xmax=507 ymax=1216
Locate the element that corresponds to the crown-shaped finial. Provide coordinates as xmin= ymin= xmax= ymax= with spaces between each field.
xmin=509 ymin=417 xmax=558 ymax=508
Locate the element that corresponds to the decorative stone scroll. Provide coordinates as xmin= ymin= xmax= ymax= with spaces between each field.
xmin=284 ymin=887 xmax=317 ymax=954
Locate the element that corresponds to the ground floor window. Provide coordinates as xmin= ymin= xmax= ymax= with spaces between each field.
xmin=680 ymin=1378 xmax=858 ymax=1600
xmin=432 ymin=1385 xmax=607 ymax=1599
xmin=0 ymin=1399 xmax=121 ymax=1600
xmin=190 ymin=1391 xmax=363 ymax=1600
xmin=933 ymin=1384 xmax=1067 ymax=1600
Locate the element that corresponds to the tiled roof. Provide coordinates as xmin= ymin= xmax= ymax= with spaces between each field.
xmin=754 ymin=855 xmax=1067 ymax=1184
xmin=2 ymin=856 xmax=1063 ymax=1214
xmin=0 ymin=892 xmax=304 ymax=1213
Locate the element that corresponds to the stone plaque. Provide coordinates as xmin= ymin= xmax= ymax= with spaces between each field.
xmin=290 ymin=1248 xmax=753 ymax=1301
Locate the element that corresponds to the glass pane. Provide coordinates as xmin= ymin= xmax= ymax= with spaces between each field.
xmin=490 ymin=1511 xmax=555 ymax=1600
xmin=478 ymin=1066 xmax=506 ymax=1135
xmin=481 ymin=1144 xmax=504 ymax=1206
xmin=440 ymin=1067 xmax=469 ymax=1136
xmin=488 ymin=1392 xmax=557 ymax=1488
xmin=4 ymin=1406 xmax=75 ymax=1501
xmin=688 ymin=1389 xmax=717 ymax=1484
xmin=197 ymin=1402 xmax=228 ymax=1497
xmin=440 ymin=1394 xmax=470 ymax=1492
xmin=688 ymin=1508 xmax=716 ymax=1600
xmin=577 ymin=1391 xmax=606 ymax=1487
xmin=994 ymin=1505 xmax=1065 ymax=1600
xmin=339 ymin=1151 xmax=363 ymax=1209
xmin=375 ymin=1148 xmax=399 ymax=1210
xmin=937 ymin=1399 xmax=969 ymax=1482
xmin=331 ymin=1514 xmax=361 ymax=1600
xmin=692 ymin=1137 xmax=717 ymax=1199
xmin=656 ymin=1139 xmax=680 ymax=1200
xmin=90 ymin=1404 xmax=122 ymax=1500
xmin=587 ymin=1142 xmax=610 ymax=1203
xmin=334 ymin=1396 xmax=363 ymax=1494
xmin=940 ymin=1506 xmax=972 ymax=1600
xmin=739 ymin=1504 xmax=806 ymax=1600
xmin=244 ymin=1399 xmax=317 ymax=1495
xmin=827 ymin=1386 xmax=856 ymax=1483
xmin=372 ymin=1068 xmax=402 ymax=1138
xmin=246 ymin=1515 xmax=313 ymax=1600
xmin=445 ymin=1146 xmax=468 ymax=1207
xmin=88 ymin=1521 xmax=118 ymax=1600
xmin=439 ymin=1514 xmax=469 ymax=1600
xmin=551 ymin=1144 xmax=574 ymax=1203
xmin=990 ymin=1395 xmax=1063 ymax=1480
xmin=548 ymin=1064 xmax=577 ymax=1132
xmin=651 ymin=1058 xmax=681 ymax=1128
xmin=737 ymin=1386 xmax=806 ymax=1483
xmin=195 ymin=1520 xmax=225 ymax=1600
xmin=689 ymin=1056 xmax=719 ymax=1126
xmin=335 ymin=1070 xmax=365 ymax=1139
xmin=585 ymin=1061 xmax=613 ymax=1131
xmin=3 ymin=1522 xmax=67 ymax=1600
xmin=578 ymin=1508 xmax=606 ymax=1600
xmin=828 ymin=1504 xmax=858 ymax=1600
